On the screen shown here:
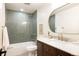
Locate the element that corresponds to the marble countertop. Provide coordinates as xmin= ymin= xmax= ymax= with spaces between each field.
xmin=37 ymin=36 xmax=79 ymax=56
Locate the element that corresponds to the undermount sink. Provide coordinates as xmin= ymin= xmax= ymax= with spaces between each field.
xmin=60 ymin=38 xmax=79 ymax=45
xmin=47 ymin=35 xmax=79 ymax=46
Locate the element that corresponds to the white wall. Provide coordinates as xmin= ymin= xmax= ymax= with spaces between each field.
xmin=37 ymin=4 xmax=54 ymax=37
xmin=37 ymin=3 xmax=67 ymax=37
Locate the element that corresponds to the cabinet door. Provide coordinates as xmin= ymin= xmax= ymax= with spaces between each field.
xmin=37 ymin=41 xmax=43 ymax=56
xmin=57 ymin=49 xmax=73 ymax=56
xmin=37 ymin=40 xmax=73 ymax=56
xmin=43 ymin=43 xmax=58 ymax=56
xmin=37 ymin=41 xmax=58 ymax=56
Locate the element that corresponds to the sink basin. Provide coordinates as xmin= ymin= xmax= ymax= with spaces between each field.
xmin=59 ymin=38 xmax=79 ymax=45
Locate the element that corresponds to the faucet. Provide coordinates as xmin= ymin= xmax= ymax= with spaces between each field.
xmin=48 ymin=31 xmax=59 ymax=39
xmin=48 ymin=31 xmax=64 ymax=40
xmin=48 ymin=31 xmax=53 ymax=39
xmin=58 ymin=33 xmax=63 ymax=41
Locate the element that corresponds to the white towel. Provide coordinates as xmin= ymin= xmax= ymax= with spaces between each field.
xmin=3 ymin=26 xmax=9 ymax=50
xmin=0 ymin=27 xmax=2 ymax=49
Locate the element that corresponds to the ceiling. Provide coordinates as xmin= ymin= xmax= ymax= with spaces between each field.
xmin=5 ymin=3 xmax=49 ymax=14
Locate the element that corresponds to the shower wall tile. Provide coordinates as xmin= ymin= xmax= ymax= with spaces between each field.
xmin=6 ymin=10 xmax=37 ymax=44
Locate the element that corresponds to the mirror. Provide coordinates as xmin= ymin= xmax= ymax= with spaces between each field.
xmin=49 ymin=14 xmax=55 ymax=33
xmin=48 ymin=3 xmax=79 ymax=34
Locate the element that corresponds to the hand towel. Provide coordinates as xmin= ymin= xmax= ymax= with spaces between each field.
xmin=0 ymin=27 xmax=2 ymax=49
xmin=3 ymin=26 xmax=9 ymax=50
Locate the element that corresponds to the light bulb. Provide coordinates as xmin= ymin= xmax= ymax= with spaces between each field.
xmin=20 ymin=9 xmax=24 ymax=11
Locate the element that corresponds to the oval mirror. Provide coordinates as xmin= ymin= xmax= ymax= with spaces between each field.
xmin=49 ymin=14 xmax=55 ymax=33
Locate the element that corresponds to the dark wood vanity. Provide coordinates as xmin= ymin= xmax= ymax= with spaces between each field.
xmin=37 ymin=40 xmax=74 ymax=56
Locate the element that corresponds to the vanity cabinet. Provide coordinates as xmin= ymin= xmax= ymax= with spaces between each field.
xmin=37 ymin=40 xmax=73 ymax=56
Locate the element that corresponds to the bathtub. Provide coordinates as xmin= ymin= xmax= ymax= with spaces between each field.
xmin=6 ymin=41 xmax=37 ymax=56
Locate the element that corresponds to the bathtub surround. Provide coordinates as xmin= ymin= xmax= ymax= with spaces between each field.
xmin=6 ymin=41 xmax=37 ymax=56
xmin=6 ymin=10 xmax=37 ymax=44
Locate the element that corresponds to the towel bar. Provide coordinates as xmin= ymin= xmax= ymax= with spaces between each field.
xmin=0 ymin=48 xmax=7 ymax=56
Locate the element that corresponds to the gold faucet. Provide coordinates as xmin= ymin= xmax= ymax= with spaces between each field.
xmin=58 ymin=33 xmax=63 ymax=41
xmin=48 ymin=31 xmax=64 ymax=40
